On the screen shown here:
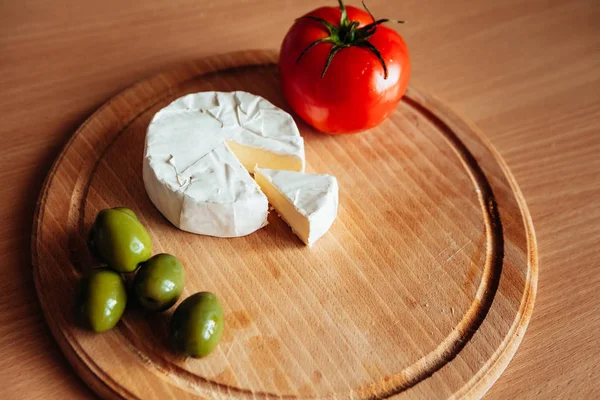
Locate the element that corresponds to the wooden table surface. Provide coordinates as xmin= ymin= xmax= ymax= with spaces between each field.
xmin=1 ymin=0 xmax=598 ymax=398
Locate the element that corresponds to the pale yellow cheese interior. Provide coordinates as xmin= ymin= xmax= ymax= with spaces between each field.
xmin=254 ymin=169 xmax=310 ymax=245
xmin=226 ymin=141 xmax=304 ymax=173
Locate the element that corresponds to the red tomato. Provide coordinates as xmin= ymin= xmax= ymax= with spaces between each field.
xmin=279 ymin=1 xmax=410 ymax=134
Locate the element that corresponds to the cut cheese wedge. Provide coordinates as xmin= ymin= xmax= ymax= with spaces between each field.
xmin=143 ymin=91 xmax=305 ymax=237
xmin=254 ymin=167 xmax=339 ymax=246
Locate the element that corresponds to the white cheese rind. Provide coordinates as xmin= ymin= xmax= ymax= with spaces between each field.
xmin=144 ymin=142 xmax=268 ymax=237
xmin=147 ymin=91 xmax=304 ymax=172
xmin=143 ymin=91 xmax=302 ymax=237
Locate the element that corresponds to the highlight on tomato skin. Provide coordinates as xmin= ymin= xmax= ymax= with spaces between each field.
xmin=279 ymin=0 xmax=410 ymax=134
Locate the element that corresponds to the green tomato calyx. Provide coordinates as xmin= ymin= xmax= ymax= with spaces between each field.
xmin=296 ymin=0 xmax=404 ymax=79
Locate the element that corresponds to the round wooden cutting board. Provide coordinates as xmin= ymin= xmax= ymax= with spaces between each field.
xmin=32 ymin=50 xmax=537 ymax=399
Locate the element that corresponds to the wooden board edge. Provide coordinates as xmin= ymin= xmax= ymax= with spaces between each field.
xmin=429 ymin=95 xmax=539 ymax=399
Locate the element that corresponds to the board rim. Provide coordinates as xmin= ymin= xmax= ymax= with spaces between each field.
xmin=31 ymin=49 xmax=538 ymax=400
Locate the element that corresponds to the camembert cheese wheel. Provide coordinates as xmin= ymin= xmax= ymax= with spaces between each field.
xmin=143 ymin=91 xmax=305 ymax=237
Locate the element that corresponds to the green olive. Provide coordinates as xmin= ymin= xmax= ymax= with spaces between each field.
xmin=133 ymin=254 xmax=185 ymax=312
xmin=169 ymin=292 xmax=224 ymax=358
xmin=111 ymin=207 xmax=138 ymax=220
xmin=88 ymin=207 xmax=152 ymax=273
xmin=78 ymin=269 xmax=127 ymax=333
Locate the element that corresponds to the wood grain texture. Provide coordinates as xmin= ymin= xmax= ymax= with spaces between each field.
xmin=1 ymin=1 xmax=599 ymax=399
xmin=32 ymin=51 xmax=536 ymax=399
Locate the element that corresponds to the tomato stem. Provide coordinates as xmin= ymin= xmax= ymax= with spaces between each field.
xmin=299 ymin=15 xmax=336 ymax=35
xmin=362 ymin=0 xmax=376 ymax=22
xmin=357 ymin=41 xmax=387 ymax=78
xmin=296 ymin=0 xmax=404 ymax=80
xmin=296 ymin=37 xmax=334 ymax=64
xmin=338 ymin=0 xmax=348 ymax=27
xmin=322 ymin=45 xmax=345 ymax=78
